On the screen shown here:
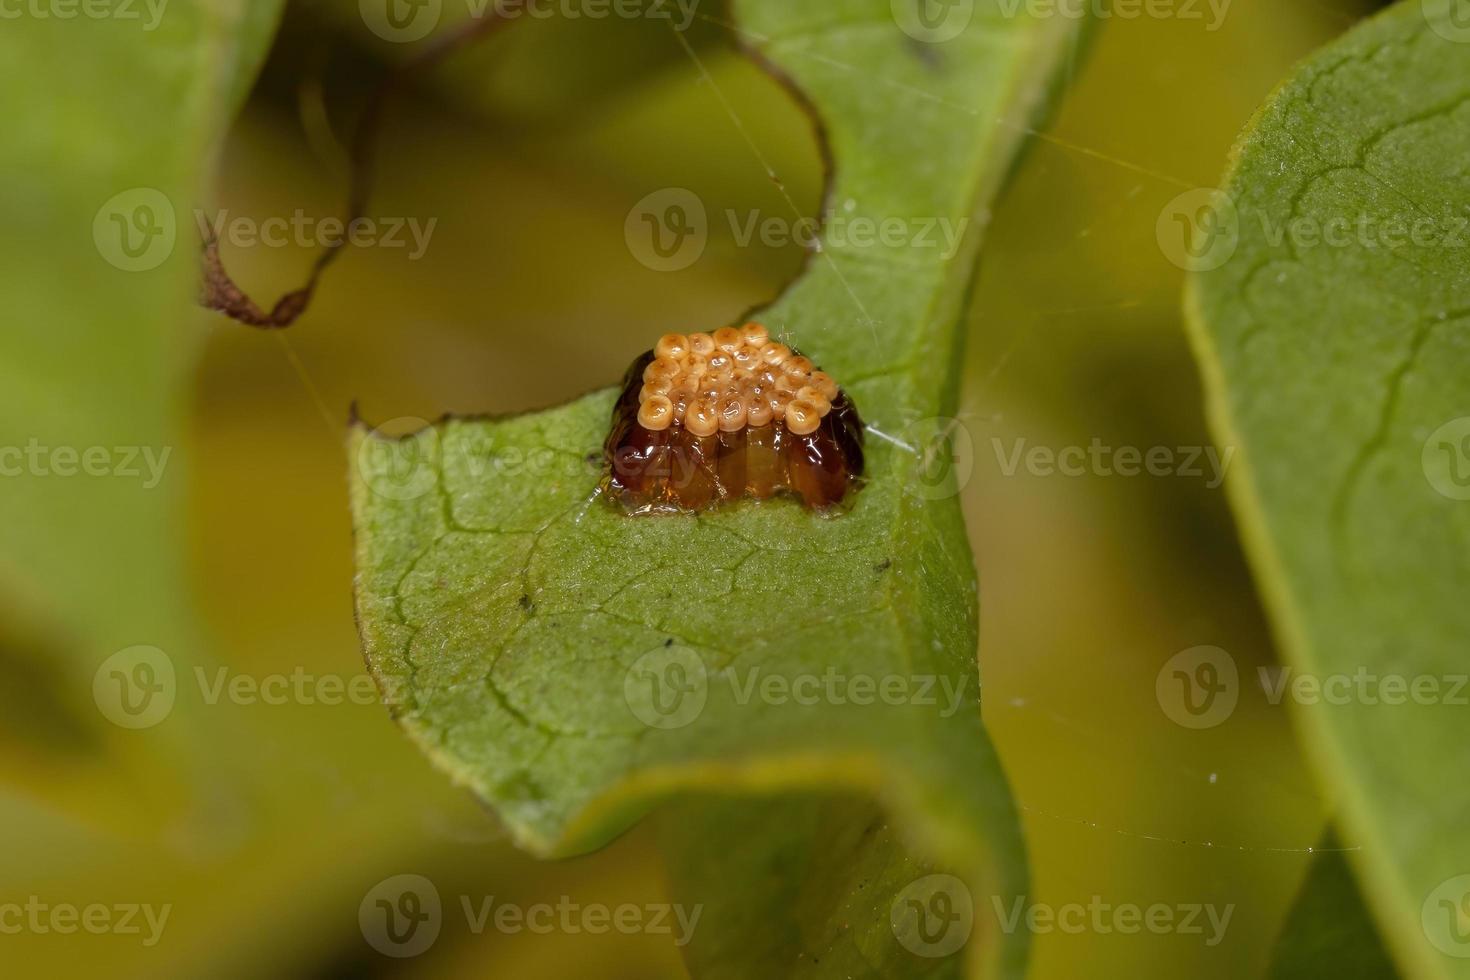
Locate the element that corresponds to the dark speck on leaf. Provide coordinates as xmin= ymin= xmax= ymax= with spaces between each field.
xmin=874 ymin=559 xmax=892 ymax=574
xmin=664 ymin=638 xmax=674 ymax=647
xmin=518 ymin=593 xmax=534 ymax=612
xmin=906 ymin=36 xmax=943 ymax=70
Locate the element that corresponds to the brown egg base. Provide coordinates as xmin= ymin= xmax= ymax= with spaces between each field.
xmin=602 ymin=349 xmax=865 ymax=513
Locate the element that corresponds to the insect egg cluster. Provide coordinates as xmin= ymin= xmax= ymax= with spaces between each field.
xmin=602 ymin=322 xmax=864 ymax=513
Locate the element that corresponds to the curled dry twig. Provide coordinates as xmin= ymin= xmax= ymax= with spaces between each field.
xmin=200 ymin=11 xmax=518 ymax=328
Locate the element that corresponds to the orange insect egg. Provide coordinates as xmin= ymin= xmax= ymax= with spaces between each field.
xmin=796 ymin=385 xmax=831 ymax=414
xmin=640 ymin=379 xmax=673 ymax=401
xmin=810 ymin=371 xmax=839 ymax=402
xmin=717 ymin=396 xmax=748 ymax=432
xmin=644 ymin=356 xmax=681 ymax=382
xmin=745 ymin=395 xmax=774 ymax=428
xmin=602 ymin=322 xmax=864 ymax=513
xmin=637 ymin=394 xmax=675 ymax=431
xmin=785 ymin=399 xmax=822 ymax=436
xmin=655 ymin=333 xmax=689 ymax=360
xmin=785 ymin=355 xmax=814 ymax=379
xmin=741 ymin=322 xmax=770 ymax=347
xmin=713 ymin=326 xmax=743 ymax=352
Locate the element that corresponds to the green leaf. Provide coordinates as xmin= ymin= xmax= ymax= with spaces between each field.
xmin=1185 ymin=3 xmax=1470 ymax=977
xmin=351 ymin=2 xmax=1088 ymax=976
xmin=0 ymin=0 xmax=283 ymax=813
xmin=1270 ymin=833 xmax=1399 ymax=980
